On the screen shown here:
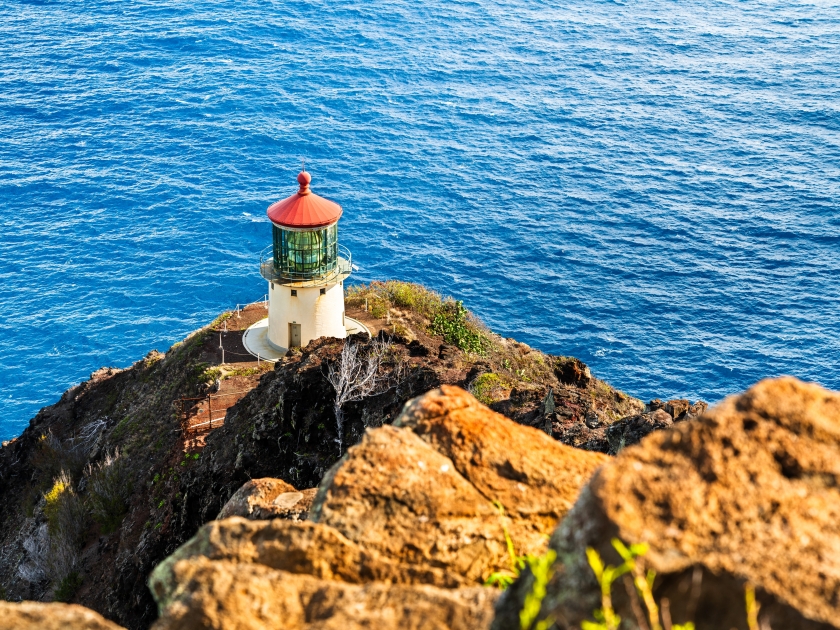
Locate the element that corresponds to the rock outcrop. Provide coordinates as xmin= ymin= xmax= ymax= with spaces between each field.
xmin=216 ymin=478 xmax=316 ymax=521
xmin=0 ymin=286 xmax=696 ymax=629
xmin=151 ymin=557 xmax=497 ymax=630
xmin=311 ymin=385 xmax=608 ymax=581
xmin=493 ymin=377 xmax=840 ymax=630
xmin=0 ymin=601 xmax=125 ymax=630
xmin=150 ymin=386 xmax=608 ymax=629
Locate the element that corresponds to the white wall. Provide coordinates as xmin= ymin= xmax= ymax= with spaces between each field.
xmin=266 ymin=280 xmax=346 ymax=350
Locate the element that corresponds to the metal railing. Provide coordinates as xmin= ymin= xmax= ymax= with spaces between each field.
xmin=259 ymin=244 xmax=352 ymax=286
xmin=178 ymin=389 xmax=253 ymax=436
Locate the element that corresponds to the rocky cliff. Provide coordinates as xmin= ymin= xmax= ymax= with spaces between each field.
xmin=1 ymin=348 xmax=837 ymax=628
xmin=0 ymin=282 xmax=697 ymax=629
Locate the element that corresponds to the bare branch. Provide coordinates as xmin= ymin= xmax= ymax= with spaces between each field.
xmin=326 ymin=337 xmax=405 ymax=454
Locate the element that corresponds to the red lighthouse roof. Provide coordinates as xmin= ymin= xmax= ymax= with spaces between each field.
xmin=267 ymin=171 xmax=343 ymax=229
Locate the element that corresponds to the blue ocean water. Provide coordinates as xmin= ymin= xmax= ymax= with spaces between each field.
xmin=1 ymin=0 xmax=839 ymax=441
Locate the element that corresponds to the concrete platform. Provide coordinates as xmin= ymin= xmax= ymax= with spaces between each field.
xmin=242 ymin=317 xmax=371 ymax=363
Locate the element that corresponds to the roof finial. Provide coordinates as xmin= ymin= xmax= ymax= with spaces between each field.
xmin=297 ymin=164 xmax=312 ymax=195
xmin=301 ymin=158 xmax=306 ymax=173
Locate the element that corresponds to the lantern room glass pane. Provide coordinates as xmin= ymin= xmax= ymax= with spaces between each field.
xmin=272 ymin=224 xmax=338 ymax=278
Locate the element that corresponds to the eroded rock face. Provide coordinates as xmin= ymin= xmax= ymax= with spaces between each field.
xmin=493 ymin=377 xmax=840 ymax=630
xmin=150 ymin=557 xmax=497 ymax=630
xmin=312 ymin=385 xmax=609 ymax=582
xmin=150 ymin=387 xmax=607 ymax=629
xmin=216 ymin=478 xmax=316 ymax=521
xmin=0 ymin=601 xmax=125 ymax=630
xmin=150 ymin=517 xmax=466 ymax=598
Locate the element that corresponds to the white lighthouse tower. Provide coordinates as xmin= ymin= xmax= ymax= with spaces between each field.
xmin=243 ymin=169 xmax=365 ymax=360
xmin=262 ymin=168 xmax=352 ymax=351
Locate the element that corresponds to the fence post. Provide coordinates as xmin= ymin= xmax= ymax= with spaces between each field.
xmin=208 ymin=395 xmax=212 ymax=431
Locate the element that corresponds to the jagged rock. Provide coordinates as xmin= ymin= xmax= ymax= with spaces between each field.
xmin=216 ymin=478 xmax=316 ymax=521
xmin=311 ymin=386 xmax=609 ymax=582
xmin=688 ymin=400 xmax=708 ymax=416
xmin=150 ymin=557 xmax=497 ymax=630
xmin=150 ymin=387 xmax=606 ymax=628
xmin=0 ymin=601 xmax=125 ymax=630
xmin=605 ymin=408 xmax=674 ymax=454
xmin=149 ymin=517 xmax=465 ymax=594
xmin=553 ymin=357 xmax=591 ymax=387
xmin=665 ymin=398 xmax=690 ymax=419
xmin=493 ymin=378 xmax=840 ymax=630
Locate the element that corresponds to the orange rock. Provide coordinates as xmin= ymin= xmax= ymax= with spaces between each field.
xmin=313 ymin=386 xmax=608 ymax=582
xmin=151 ymin=387 xmax=607 ymax=629
xmin=217 ymin=478 xmax=316 ymax=521
xmin=151 ymin=557 xmax=497 ymax=630
xmin=0 ymin=601 xmax=125 ymax=630
xmin=494 ymin=377 xmax=840 ymax=630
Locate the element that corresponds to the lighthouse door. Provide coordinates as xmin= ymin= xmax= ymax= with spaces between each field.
xmin=289 ymin=323 xmax=302 ymax=348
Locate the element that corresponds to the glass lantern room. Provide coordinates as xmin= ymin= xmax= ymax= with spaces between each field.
xmin=272 ymin=223 xmax=338 ymax=279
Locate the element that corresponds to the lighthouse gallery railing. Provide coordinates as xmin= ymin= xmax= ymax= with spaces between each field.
xmin=259 ymin=244 xmax=351 ymax=286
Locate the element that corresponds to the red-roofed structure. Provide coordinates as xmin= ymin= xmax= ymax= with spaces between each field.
xmin=266 ymin=171 xmax=343 ymax=229
xmin=254 ymin=168 xmax=355 ymax=356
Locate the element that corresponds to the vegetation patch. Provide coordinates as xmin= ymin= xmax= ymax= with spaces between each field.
xmin=347 ymin=281 xmax=489 ymax=354
xmin=430 ymin=300 xmax=487 ymax=354
xmin=54 ymin=571 xmax=83 ymax=602
xmin=469 ymin=373 xmax=507 ymax=406
xmin=86 ymin=450 xmax=132 ymax=534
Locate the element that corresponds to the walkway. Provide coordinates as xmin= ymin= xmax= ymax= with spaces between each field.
xmin=242 ymin=317 xmax=371 ymax=362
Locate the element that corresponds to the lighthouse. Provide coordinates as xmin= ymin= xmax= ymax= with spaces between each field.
xmin=248 ymin=169 xmax=361 ymax=357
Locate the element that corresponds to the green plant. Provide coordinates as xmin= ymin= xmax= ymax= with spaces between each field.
xmin=481 ymin=502 xmax=557 ymax=629
xmin=583 ymin=540 xmax=695 ymax=630
xmin=211 ymin=311 xmax=233 ymax=329
xmin=745 ymin=583 xmax=760 ymax=630
xmin=519 ymin=549 xmax=558 ymax=630
xmin=485 ymin=500 xmax=522 ymax=589
xmin=54 ymin=571 xmax=82 ymax=602
xmin=43 ymin=475 xmax=69 ymax=531
xmin=225 ymin=366 xmax=266 ymax=378
xmin=430 ymin=300 xmax=487 ymax=354
xmin=195 ymin=364 xmax=222 ymax=384
xmin=469 ymin=373 xmax=507 ymax=406
xmin=86 ymin=449 xmax=132 ymax=534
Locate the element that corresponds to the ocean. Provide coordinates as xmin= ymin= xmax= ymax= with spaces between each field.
xmin=1 ymin=0 xmax=839 ymax=441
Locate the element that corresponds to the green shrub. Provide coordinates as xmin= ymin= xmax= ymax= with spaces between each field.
xmin=430 ymin=300 xmax=487 ymax=354
xmin=54 ymin=571 xmax=82 ymax=602
xmin=383 ymin=281 xmax=444 ymax=319
xmin=470 ymin=373 xmax=506 ymax=406
xmin=86 ymin=449 xmax=132 ymax=533
xmin=583 ymin=540 xmax=694 ymax=630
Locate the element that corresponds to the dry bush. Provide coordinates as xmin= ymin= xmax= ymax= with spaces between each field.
xmin=31 ymin=431 xmax=87 ymax=483
xmin=86 ymin=449 xmax=132 ymax=533
xmin=43 ymin=470 xmax=87 ymax=546
xmin=326 ymin=337 xmax=405 ymax=453
xmin=17 ymin=521 xmax=80 ymax=590
xmin=18 ymin=523 xmax=49 ymax=584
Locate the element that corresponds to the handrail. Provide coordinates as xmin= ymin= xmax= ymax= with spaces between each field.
xmin=259 ymin=244 xmax=352 ymax=286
